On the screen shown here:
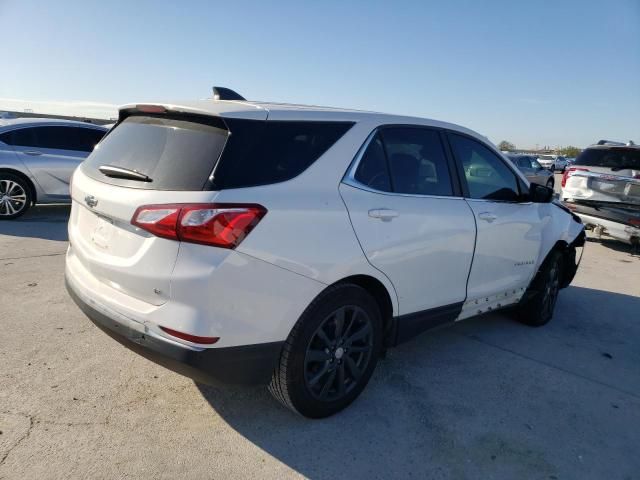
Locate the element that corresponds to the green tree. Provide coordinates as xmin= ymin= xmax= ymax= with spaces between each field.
xmin=559 ymin=146 xmax=581 ymax=158
xmin=498 ymin=140 xmax=516 ymax=152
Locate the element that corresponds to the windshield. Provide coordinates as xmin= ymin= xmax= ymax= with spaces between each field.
xmin=574 ymin=148 xmax=640 ymax=170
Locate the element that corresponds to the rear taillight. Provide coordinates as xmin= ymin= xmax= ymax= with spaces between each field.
xmin=561 ymin=167 xmax=589 ymax=188
xmin=131 ymin=203 xmax=266 ymax=249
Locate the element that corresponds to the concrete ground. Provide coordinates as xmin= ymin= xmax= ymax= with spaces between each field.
xmin=1 ymin=189 xmax=639 ymax=479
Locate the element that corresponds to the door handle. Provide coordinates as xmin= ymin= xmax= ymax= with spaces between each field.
xmin=368 ymin=208 xmax=399 ymax=220
xmin=478 ymin=212 xmax=497 ymax=223
xmin=23 ymin=150 xmax=42 ymax=156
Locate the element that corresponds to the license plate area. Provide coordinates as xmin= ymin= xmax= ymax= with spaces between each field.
xmin=91 ymin=215 xmax=114 ymax=250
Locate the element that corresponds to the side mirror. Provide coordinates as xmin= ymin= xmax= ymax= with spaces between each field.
xmin=529 ymin=183 xmax=554 ymax=203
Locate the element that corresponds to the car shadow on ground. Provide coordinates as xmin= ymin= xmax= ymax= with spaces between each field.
xmin=585 ymin=236 xmax=639 ymax=256
xmin=0 ymin=205 xmax=70 ymax=241
xmin=194 ymin=286 xmax=640 ymax=479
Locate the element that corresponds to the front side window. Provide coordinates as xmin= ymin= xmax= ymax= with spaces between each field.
xmin=2 ymin=126 xmax=105 ymax=152
xmin=1 ymin=127 xmax=38 ymax=148
xmin=449 ymin=134 xmax=520 ymax=201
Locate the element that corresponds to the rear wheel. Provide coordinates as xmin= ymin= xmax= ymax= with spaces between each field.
xmin=268 ymin=283 xmax=383 ymax=418
xmin=0 ymin=173 xmax=32 ymax=220
xmin=515 ymin=251 xmax=563 ymax=327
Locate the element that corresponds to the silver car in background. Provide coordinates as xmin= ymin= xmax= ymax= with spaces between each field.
xmin=507 ymin=154 xmax=555 ymax=188
xmin=0 ymin=119 xmax=107 ymax=219
xmin=537 ymin=154 xmax=567 ymax=172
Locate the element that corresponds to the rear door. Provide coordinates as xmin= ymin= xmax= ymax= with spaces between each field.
xmin=68 ymin=112 xmax=247 ymax=306
xmin=447 ymin=133 xmax=542 ymax=306
xmin=340 ymin=126 xmax=476 ymax=322
xmin=6 ymin=126 xmax=105 ymax=198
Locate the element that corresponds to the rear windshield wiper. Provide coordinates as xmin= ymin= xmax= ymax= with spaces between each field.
xmin=98 ymin=165 xmax=152 ymax=182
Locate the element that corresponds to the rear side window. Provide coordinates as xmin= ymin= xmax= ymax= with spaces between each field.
xmin=575 ymin=148 xmax=640 ymax=170
xmin=75 ymin=128 xmax=106 ymax=152
xmin=354 ymin=133 xmax=392 ymax=192
xmin=352 ymin=127 xmax=454 ymax=196
xmin=212 ymin=120 xmax=353 ymax=189
xmin=381 ymin=127 xmax=453 ymax=196
xmin=82 ymin=115 xmax=229 ymax=190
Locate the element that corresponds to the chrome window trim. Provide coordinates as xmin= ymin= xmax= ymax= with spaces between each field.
xmin=341 ymin=127 xmax=462 ymax=200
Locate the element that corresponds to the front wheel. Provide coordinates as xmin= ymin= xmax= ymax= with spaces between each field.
xmin=268 ymin=283 xmax=383 ymax=418
xmin=515 ymin=251 xmax=563 ymax=327
xmin=0 ymin=173 xmax=32 ymax=220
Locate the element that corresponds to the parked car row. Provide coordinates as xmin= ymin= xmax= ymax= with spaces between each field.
xmin=0 ymin=119 xmax=107 ymax=218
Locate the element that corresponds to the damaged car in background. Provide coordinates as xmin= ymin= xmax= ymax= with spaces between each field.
xmin=562 ymin=140 xmax=640 ymax=245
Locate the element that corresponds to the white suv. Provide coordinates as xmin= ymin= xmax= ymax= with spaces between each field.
xmin=65 ymin=90 xmax=585 ymax=418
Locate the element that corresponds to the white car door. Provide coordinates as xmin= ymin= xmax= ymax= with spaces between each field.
xmin=340 ymin=127 xmax=476 ymax=341
xmin=8 ymin=126 xmax=103 ymax=199
xmin=447 ymin=133 xmax=543 ymax=318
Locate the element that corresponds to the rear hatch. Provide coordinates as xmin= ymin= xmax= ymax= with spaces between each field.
xmin=68 ymin=108 xmax=259 ymax=305
xmin=564 ymin=147 xmax=640 ymax=203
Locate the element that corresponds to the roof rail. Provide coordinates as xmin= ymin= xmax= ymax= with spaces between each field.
xmin=596 ymin=139 xmax=626 ymax=146
xmin=212 ymin=86 xmax=246 ymax=101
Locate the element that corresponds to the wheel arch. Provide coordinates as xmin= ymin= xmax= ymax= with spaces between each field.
xmin=539 ymin=238 xmax=580 ymax=289
xmin=332 ymin=274 xmax=395 ymax=345
xmin=0 ymin=168 xmax=37 ymax=204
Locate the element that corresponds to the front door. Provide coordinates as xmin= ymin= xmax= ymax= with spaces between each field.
xmin=447 ymin=133 xmax=542 ymax=316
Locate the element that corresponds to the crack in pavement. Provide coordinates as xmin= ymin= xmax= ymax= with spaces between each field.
xmin=1 ymin=252 xmax=66 ymax=261
xmin=0 ymin=413 xmax=34 ymax=467
xmin=458 ymin=332 xmax=640 ymax=401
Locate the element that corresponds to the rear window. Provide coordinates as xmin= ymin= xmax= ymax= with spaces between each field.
xmin=574 ymin=148 xmax=640 ymax=170
xmin=82 ymin=115 xmax=352 ymax=191
xmin=82 ymin=115 xmax=228 ymax=190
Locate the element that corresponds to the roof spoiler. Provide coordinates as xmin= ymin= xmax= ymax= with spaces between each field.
xmin=212 ymin=86 xmax=246 ymax=101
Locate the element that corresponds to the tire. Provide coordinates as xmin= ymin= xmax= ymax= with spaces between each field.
xmin=515 ymin=251 xmax=563 ymax=327
xmin=0 ymin=173 xmax=32 ymax=220
xmin=268 ymin=283 xmax=383 ymax=418
xmin=546 ymin=178 xmax=554 ymax=189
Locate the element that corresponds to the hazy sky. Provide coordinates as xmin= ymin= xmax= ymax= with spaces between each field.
xmin=1 ymin=0 xmax=638 ymax=148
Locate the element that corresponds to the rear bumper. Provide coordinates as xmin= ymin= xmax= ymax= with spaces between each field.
xmin=66 ymin=274 xmax=283 ymax=385
xmin=576 ymin=213 xmax=640 ymax=244
xmin=564 ymin=201 xmax=640 ymax=245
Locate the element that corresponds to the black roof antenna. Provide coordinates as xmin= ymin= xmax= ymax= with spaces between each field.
xmin=212 ymin=86 xmax=246 ymax=101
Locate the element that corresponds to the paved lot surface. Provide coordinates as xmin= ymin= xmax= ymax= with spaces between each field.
xmin=1 ymin=193 xmax=639 ymax=479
